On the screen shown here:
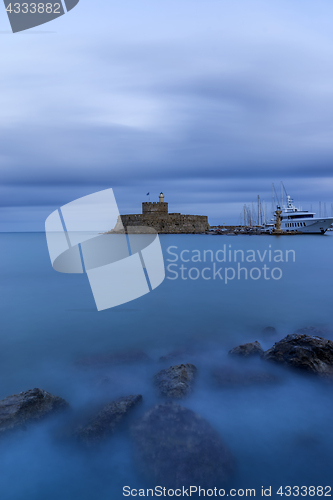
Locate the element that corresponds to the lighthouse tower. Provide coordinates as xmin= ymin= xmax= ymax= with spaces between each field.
xmin=142 ymin=192 xmax=168 ymax=214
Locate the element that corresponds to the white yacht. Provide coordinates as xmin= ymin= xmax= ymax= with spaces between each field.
xmin=279 ymin=195 xmax=333 ymax=234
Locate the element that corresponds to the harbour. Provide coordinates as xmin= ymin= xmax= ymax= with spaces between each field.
xmin=118 ymin=186 xmax=333 ymax=235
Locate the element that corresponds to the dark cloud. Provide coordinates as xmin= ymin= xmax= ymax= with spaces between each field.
xmin=1 ymin=0 xmax=333 ymax=229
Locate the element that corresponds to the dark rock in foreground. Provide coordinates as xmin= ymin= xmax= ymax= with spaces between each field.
xmin=75 ymin=350 xmax=150 ymax=369
xmin=229 ymin=341 xmax=263 ymax=357
xmin=213 ymin=366 xmax=279 ymax=387
xmin=0 ymin=388 xmax=68 ymax=435
xmin=131 ymin=402 xmax=234 ymax=488
xmin=262 ymin=326 xmax=277 ymax=335
xmin=154 ymin=364 xmax=197 ymax=398
xmin=263 ymin=334 xmax=333 ymax=377
xmin=76 ymin=395 xmax=142 ymax=444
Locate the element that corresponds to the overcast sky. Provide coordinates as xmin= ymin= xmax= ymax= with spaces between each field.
xmin=1 ymin=0 xmax=333 ymax=230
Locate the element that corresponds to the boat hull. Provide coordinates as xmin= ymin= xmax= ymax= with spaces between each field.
xmin=281 ymin=217 xmax=333 ymax=234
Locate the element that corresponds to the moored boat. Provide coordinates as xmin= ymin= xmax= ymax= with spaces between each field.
xmin=278 ymin=195 xmax=333 ymax=234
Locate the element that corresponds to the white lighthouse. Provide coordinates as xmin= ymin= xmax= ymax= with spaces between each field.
xmin=159 ymin=192 xmax=165 ymax=203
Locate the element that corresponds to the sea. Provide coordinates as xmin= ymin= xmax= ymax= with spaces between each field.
xmin=1 ymin=232 xmax=333 ymax=500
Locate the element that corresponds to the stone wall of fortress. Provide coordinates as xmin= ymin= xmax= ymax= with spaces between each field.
xmin=119 ymin=213 xmax=209 ymax=233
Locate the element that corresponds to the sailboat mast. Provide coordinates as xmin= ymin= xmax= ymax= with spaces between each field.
xmin=258 ymin=195 xmax=260 ymax=226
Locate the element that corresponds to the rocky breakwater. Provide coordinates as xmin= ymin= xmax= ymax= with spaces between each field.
xmin=154 ymin=364 xmax=197 ymax=398
xmin=209 ymin=340 xmax=279 ymax=387
xmin=229 ymin=341 xmax=264 ymax=358
xmin=131 ymin=402 xmax=234 ymax=488
xmin=263 ymin=333 xmax=333 ymax=377
xmin=75 ymin=395 xmax=142 ymax=444
xmin=0 ymin=388 xmax=69 ymax=436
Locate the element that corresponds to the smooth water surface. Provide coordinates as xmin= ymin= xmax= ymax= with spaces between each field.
xmin=1 ymin=233 xmax=333 ymax=499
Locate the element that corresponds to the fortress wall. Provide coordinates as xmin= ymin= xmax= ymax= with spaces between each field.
xmin=142 ymin=202 xmax=168 ymax=214
xmin=120 ymin=213 xmax=209 ymax=233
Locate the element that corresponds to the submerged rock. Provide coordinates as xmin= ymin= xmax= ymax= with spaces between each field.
xmin=213 ymin=366 xmax=279 ymax=387
xmin=92 ymin=375 xmax=113 ymax=389
xmin=75 ymin=395 xmax=142 ymax=444
xmin=229 ymin=341 xmax=263 ymax=357
xmin=263 ymin=334 xmax=333 ymax=377
xmin=262 ymin=326 xmax=277 ymax=335
xmin=131 ymin=402 xmax=234 ymax=488
xmin=75 ymin=350 xmax=150 ymax=369
xmin=0 ymin=388 xmax=68 ymax=436
xmin=154 ymin=364 xmax=197 ymax=398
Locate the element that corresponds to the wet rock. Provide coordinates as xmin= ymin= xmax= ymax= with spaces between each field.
xmin=75 ymin=350 xmax=150 ymax=369
xmin=131 ymin=402 xmax=234 ymax=488
xmin=154 ymin=364 xmax=197 ymax=398
xmin=0 ymin=388 xmax=69 ymax=436
xmin=263 ymin=334 xmax=333 ymax=377
xmin=75 ymin=395 xmax=142 ymax=444
xmin=213 ymin=366 xmax=279 ymax=387
xmin=229 ymin=341 xmax=263 ymax=357
xmin=262 ymin=326 xmax=277 ymax=335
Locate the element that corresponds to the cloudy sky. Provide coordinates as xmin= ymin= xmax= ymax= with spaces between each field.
xmin=1 ymin=0 xmax=333 ymax=230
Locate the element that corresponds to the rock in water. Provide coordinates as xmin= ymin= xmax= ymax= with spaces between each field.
xmin=131 ymin=402 xmax=234 ymax=488
xmin=262 ymin=326 xmax=277 ymax=335
xmin=154 ymin=364 xmax=197 ymax=398
xmin=263 ymin=334 xmax=333 ymax=376
xmin=76 ymin=395 xmax=142 ymax=443
xmin=0 ymin=388 xmax=68 ymax=435
xmin=229 ymin=341 xmax=263 ymax=357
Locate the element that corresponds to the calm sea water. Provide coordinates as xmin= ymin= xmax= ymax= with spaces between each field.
xmin=1 ymin=232 xmax=333 ymax=499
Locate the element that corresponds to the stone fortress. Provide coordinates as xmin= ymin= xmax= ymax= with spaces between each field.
xmin=117 ymin=193 xmax=209 ymax=233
